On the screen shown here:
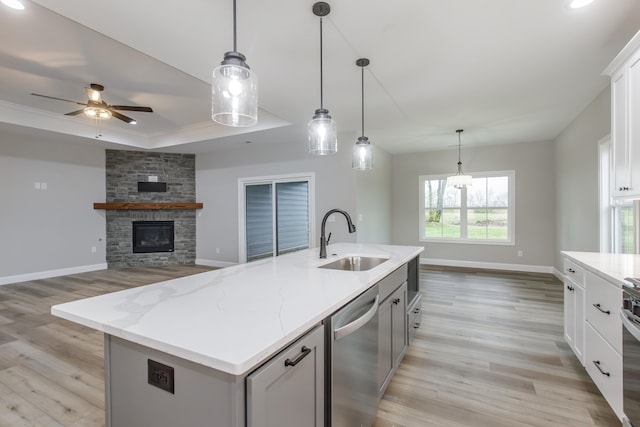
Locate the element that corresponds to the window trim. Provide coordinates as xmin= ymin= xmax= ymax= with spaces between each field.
xmin=418 ymin=170 xmax=515 ymax=245
xmin=238 ymin=172 xmax=316 ymax=263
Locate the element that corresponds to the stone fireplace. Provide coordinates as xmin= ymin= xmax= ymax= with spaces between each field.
xmin=104 ymin=150 xmax=197 ymax=268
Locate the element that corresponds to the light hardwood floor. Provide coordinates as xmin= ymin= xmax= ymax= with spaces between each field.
xmin=374 ymin=266 xmax=619 ymax=427
xmin=0 ymin=265 xmax=620 ymax=426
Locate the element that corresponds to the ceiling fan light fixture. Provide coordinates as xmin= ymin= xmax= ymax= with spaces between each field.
xmin=309 ymin=2 xmax=337 ymax=156
xmin=352 ymin=58 xmax=372 ymax=170
xmin=1 ymin=0 xmax=24 ymax=10
xmin=83 ymin=106 xmax=112 ymax=120
xmin=446 ymin=129 xmax=472 ymax=189
xmin=212 ymin=0 xmax=258 ymax=127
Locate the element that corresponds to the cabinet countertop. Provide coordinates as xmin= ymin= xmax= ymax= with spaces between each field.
xmin=52 ymin=243 xmax=423 ymax=376
xmin=562 ymin=251 xmax=640 ymax=287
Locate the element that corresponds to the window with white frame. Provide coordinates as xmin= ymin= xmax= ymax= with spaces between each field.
xmin=599 ymin=137 xmax=636 ymax=253
xmin=419 ymin=171 xmax=515 ymax=244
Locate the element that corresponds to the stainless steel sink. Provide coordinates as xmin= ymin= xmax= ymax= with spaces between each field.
xmin=318 ymin=256 xmax=388 ymax=271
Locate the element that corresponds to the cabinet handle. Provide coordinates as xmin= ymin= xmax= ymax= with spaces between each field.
xmin=413 ymin=323 xmax=420 ymax=329
xmin=284 ymin=346 xmax=311 ymax=367
xmin=393 ymin=298 xmax=401 ymax=305
xmin=567 ymin=268 xmax=576 ymax=274
xmin=592 ymin=360 xmax=611 ymax=377
xmin=593 ymin=303 xmax=611 ymax=315
xmin=566 ymin=285 xmax=574 ymax=291
xmin=413 ymin=307 xmax=420 ymax=314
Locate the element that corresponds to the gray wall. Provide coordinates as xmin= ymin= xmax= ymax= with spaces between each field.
xmin=554 ymin=88 xmax=611 ymax=270
xmin=391 ymin=140 xmax=556 ymax=270
xmin=356 ymin=144 xmax=392 ymax=244
xmin=0 ymin=125 xmax=106 ymax=280
xmin=196 ymin=131 xmax=392 ymax=264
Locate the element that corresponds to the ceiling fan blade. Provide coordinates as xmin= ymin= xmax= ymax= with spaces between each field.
xmin=31 ymin=93 xmax=87 ymax=106
xmin=111 ymin=111 xmax=136 ymax=124
xmin=110 ymin=105 xmax=153 ymax=113
xmin=65 ymin=109 xmax=85 ymax=116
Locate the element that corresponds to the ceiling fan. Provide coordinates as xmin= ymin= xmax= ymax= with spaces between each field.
xmin=30 ymin=83 xmax=153 ymax=125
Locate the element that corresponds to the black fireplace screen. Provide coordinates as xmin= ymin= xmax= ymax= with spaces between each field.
xmin=132 ymin=221 xmax=174 ymax=253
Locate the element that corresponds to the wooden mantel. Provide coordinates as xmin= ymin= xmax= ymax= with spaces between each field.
xmin=93 ymin=202 xmax=203 ymax=210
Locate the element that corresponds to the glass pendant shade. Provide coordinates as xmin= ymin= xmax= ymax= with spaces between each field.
xmin=212 ymin=51 xmax=258 ymax=127
xmin=447 ymin=129 xmax=472 ymax=188
xmin=446 ymin=170 xmax=473 ymax=188
xmin=352 ymin=136 xmax=372 ymax=170
xmin=308 ymin=108 xmax=337 ymax=155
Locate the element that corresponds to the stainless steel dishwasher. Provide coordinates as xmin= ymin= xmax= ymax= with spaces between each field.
xmin=327 ymin=284 xmax=379 ymax=427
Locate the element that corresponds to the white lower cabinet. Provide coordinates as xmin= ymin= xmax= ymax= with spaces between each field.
xmin=246 ymin=325 xmax=325 ymax=427
xmin=585 ymin=323 xmax=623 ymax=419
xmin=564 ymin=259 xmax=585 ymax=364
xmin=563 ymin=255 xmax=624 ymax=422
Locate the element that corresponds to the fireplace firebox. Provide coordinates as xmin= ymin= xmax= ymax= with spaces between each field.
xmin=132 ymin=221 xmax=174 ymax=253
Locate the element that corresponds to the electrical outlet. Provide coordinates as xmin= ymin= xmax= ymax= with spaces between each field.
xmin=41 ymin=182 xmax=47 ymax=190
xmin=517 ymin=250 xmax=523 ymax=257
xmin=328 ymin=214 xmax=336 ymax=222
xmin=148 ymin=359 xmax=174 ymax=394
xmin=34 ymin=182 xmax=41 ymax=190
xmin=91 ymin=246 xmax=96 ymax=253
xmin=216 ymin=248 xmax=220 ymax=254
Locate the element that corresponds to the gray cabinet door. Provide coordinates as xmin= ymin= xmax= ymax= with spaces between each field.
xmin=377 ymin=296 xmax=393 ymax=394
xmin=246 ymin=325 xmax=324 ymax=427
xmin=378 ymin=282 xmax=408 ymax=397
xmin=391 ymin=283 xmax=408 ymax=367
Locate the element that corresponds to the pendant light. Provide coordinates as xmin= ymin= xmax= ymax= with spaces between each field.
xmin=211 ymin=0 xmax=258 ymax=127
xmin=308 ymin=2 xmax=337 ymax=155
xmin=446 ymin=129 xmax=473 ymax=188
xmin=352 ymin=58 xmax=373 ymax=170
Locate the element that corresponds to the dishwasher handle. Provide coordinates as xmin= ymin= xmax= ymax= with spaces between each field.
xmin=334 ymin=295 xmax=379 ymax=341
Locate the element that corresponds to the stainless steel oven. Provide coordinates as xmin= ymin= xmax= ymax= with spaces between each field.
xmin=621 ymin=278 xmax=640 ymax=427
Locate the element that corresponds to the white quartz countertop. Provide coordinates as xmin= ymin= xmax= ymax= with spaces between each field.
xmin=562 ymin=251 xmax=640 ymax=286
xmin=52 ymin=243 xmax=423 ymax=375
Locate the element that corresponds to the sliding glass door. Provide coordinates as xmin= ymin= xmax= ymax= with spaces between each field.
xmin=241 ymin=174 xmax=314 ymax=262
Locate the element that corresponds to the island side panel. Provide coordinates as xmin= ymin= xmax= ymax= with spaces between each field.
xmin=105 ymin=335 xmax=245 ymax=427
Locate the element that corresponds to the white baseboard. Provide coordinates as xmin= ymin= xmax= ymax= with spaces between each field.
xmin=419 ymin=257 xmax=554 ymax=274
xmin=0 ymin=263 xmax=108 ymax=286
xmin=195 ymin=258 xmax=237 ymax=268
xmin=552 ymin=267 xmax=564 ymax=282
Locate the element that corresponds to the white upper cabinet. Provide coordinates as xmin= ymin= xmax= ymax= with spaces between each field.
xmin=605 ymin=31 xmax=640 ymax=199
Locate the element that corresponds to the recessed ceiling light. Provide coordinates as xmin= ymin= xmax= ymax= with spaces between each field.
xmin=570 ymin=0 xmax=595 ymax=8
xmin=1 ymin=0 xmax=25 ymax=10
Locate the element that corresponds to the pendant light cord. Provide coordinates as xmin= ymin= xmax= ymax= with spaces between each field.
xmin=361 ymin=65 xmax=365 ymax=137
xmin=319 ymin=17 xmax=324 ymax=109
xmin=232 ymin=0 xmax=237 ymax=52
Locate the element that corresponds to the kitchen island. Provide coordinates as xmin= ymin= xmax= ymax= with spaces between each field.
xmin=52 ymin=243 xmax=423 ymax=427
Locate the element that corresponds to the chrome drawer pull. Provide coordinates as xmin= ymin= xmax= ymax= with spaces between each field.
xmin=592 ymin=360 xmax=610 ymax=377
xmin=413 ymin=308 xmax=420 ymax=314
xmin=567 ymin=268 xmax=576 ymax=273
xmin=566 ymin=285 xmax=574 ymax=291
xmin=284 ymin=346 xmax=311 ymax=367
xmin=413 ymin=323 xmax=420 ymax=329
xmin=593 ymin=303 xmax=611 ymax=315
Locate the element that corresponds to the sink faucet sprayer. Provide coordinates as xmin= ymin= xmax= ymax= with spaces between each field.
xmin=319 ymin=209 xmax=356 ymax=258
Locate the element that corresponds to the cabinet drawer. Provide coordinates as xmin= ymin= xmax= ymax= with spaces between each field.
xmin=564 ymin=258 xmax=584 ymax=285
xmin=585 ymin=271 xmax=623 ymax=353
xmin=408 ymin=294 xmax=422 ymax=344
xmin=378 ymin=264 xmax=408 ymax=302
xmin=585 ymin=323 xmax=623 ymax=419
